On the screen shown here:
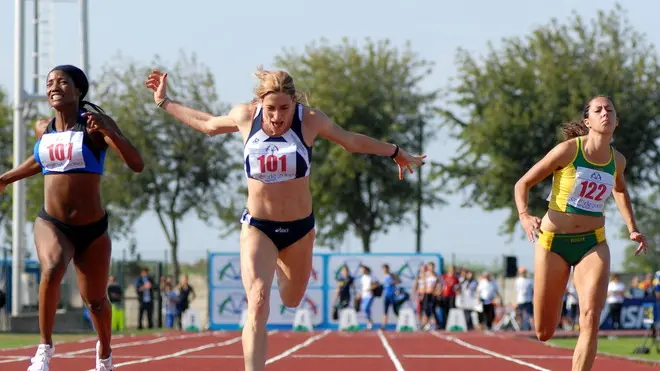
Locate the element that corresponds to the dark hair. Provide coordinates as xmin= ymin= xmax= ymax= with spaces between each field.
xmin=49 ymin=64 xmax=105 ymax=114
xmin=561 ymin=95 xmax=615 ymax=140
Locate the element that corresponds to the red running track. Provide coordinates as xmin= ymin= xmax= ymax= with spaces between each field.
xmin=0 ymin=330 xmax=657 ymax=371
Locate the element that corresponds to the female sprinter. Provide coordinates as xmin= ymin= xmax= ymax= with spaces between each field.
xmin=0 ymin=65 xmax=144 ymax=371
xmin=514 ymin=95 xmax=647 ymax=371
xmin=144 ymin=67 xmax=425 ymax=371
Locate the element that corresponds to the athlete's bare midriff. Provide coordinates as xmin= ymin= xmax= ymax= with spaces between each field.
xmin=540 ymin=208 xmax=605 ymax=234
xmin=245 ymin=177 xmax=313 ymax=221
xmin=42 ymin=173 xmax=105 ymax=224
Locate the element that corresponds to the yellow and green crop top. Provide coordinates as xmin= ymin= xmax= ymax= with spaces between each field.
xmin=547 ymin=137 xmax=617 ymax=217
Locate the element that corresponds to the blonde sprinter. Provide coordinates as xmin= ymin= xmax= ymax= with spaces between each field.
xmin=145 ymin=67 xmax=426 ymax=371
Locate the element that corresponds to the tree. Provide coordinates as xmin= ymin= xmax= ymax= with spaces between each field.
xmin=0 ymin=88 xmax=13 ymax=242
xmin=274 ymin=38 xmax=443 ymax=252
xmin=620 ymin=193 xmax=660 ymax=273
xmin=93 ymin=52 xmax=241 ymax=280
xmin=437 ymin=4 xmax=660 ymax=236
xmin=0 ymin=88 xmax=46 ymax=249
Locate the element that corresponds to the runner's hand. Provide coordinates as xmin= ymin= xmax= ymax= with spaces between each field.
xmin=393 ymin=147 xmax=426 ymax=180
xmin=631 ymin=231 xmax=648 ymax=256
xmin=145 ymin=69 xmax=168 ymax=105
xmin=519 ymin=212 xmax=541 ymax=242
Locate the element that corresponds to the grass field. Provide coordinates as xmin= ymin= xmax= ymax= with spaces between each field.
xmin=0 ymin=328 xmax=166 ymax=349
xmin=549 ymin=336 xmax=660 ymax=361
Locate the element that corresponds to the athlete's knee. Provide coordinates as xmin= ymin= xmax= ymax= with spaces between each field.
xmin=246 ymin=281 xmax=270 ymax=323
xmin=534 ymin=319 xmax=556 ymax=342
xmin=280 ymin=292 xmax=304 ymax=308
xmin=578 ymin=306 xmax=601 ymax=334
xmin=83 ymin=296 xmax=109 ymax=315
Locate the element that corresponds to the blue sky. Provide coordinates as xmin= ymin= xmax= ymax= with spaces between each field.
xmin=0 ymin=0 xmax=656 ymax=272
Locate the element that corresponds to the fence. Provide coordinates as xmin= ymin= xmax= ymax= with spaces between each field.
xmin=207 ymin=252 xmax=444 ymax=330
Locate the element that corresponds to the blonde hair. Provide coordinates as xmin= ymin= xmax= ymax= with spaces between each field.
xmin=252 ymin=65 xmax=308 ymax=104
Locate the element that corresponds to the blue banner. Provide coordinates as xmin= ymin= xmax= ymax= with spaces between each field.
xmin=599 ymin=298 xmax=656 ymax=330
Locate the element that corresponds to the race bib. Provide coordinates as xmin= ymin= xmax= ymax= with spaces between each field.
xmin=247 ymin=142 xmax=298 ymax=183
xmin=38 ymin=131 xmax=86 ymax=172
xmin=566 ymin=166 xmax=615 ymax=213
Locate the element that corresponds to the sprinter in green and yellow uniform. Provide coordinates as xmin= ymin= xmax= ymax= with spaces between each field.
xmin=514 ymin=96 xmax=648 ymax=371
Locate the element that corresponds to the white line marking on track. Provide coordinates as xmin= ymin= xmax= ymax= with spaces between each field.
xmin=512 ymin=355 xmax=573 ymax=359
xmin=265 ymin=330 xmax=330 ymax=365
xmin=431 ymin=332 xmax=551 ymax=371
xmin=404 ymin=354 xmax=491 ymax=359
xmin=377 ymin=330 xmax=405 ymax=371
xmin=292 ymin=354 xmax=384 ymax=359
xmin=99 ymin=331 xmax=268 ymax=370
xmin=0 ymin=332 xmax=211 ymax=364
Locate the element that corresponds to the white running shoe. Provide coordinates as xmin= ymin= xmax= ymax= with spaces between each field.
xmin=95 ymin=341 xmax=114 ymax=371
xmin=27 ymin=344 xmax=54 ymax=371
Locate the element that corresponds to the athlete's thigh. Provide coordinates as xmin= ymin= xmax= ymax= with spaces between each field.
xmin=573 ymin=242 xmax=610 ymax=317
xmin=533 ymin=243 xmax=570 ymax=329
xmin=276 ymin=229 xmax=315 ymax=290
xmin=73 ymin=233 xmax=112 ymax=300
xmin=240 ymin=224 xmax=279 ymax=299
xmin=33 ymin=218 xmax=75 ymax=273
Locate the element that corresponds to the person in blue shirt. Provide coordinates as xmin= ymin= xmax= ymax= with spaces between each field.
xmin=381 ymin=264 xmax=401 ymax=329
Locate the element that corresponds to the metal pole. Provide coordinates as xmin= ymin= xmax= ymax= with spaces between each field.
xmin=12 ymin=0 xmax=26 ymax=317
xmin=79 ymin=0 xmax=89 ymax=76
xmin=32 ymin=0 xmax=39 ymax=95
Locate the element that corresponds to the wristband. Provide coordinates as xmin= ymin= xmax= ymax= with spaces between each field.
xmin=156 ymin=96 xmax=170 ymax=108
xmin=390 ymin=144 xmax=399 ymax=159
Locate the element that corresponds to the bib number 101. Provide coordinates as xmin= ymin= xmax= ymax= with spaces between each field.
xmin=257 ymin=154 xmax=287 ymax=173
xmin=578 ymin=180 xmax=607 ymax=201
xmin=47 ymin=143 xmax=73 ymax=161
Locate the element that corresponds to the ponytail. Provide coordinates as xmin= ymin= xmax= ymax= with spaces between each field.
xmin=80 ymin=100 xmax=106 ymax=114
xmin=560 ymin=120 xmax=589 ymax=140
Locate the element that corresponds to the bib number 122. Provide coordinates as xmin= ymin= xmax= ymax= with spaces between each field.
xmin=577 ymin=180 xmax=607 ymax=201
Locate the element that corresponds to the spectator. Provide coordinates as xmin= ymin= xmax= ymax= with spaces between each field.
xmin=176 ymin=274 xmax=196 ymax=329
xmin=164 ymin=282 xmax=179 ymax=328
xmin=606 ymin=273 xmax=625 ymax=330
xmin=628 ymin=276 xmax=645 ymax=298
xmin=514 ymin=267 xmax=534 ymax=330
xmin=459 ymin=270 xmax=478 ymax=330
xmin=439 ymin=265 xmax=459 ymax=330
xmin=357 ymin=265 xmax=376 ymax=330
xmin=381 ymin=264 xmax=401 ymax=329
xmin=107 ymin=276 xmax=124 ymax=331
xmin=135 ymin=268 xmax=156 ymax=330
xmin=563 ymin=278 xmax=579 ymax=331
xmin=412 ymin=266 xmax=426 ymax=325
xmin=477 ymin=272 xmax=501 ymax=330
xmin=422 ymin=262 xmax=442 ymax=331
xmin=332 ymin=265 xmax=354 ymax=320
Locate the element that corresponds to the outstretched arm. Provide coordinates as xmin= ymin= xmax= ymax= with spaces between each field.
xmin=0 ymin=156 xmax=42 ymax=190
xmin=611 ymin=151 xmax=647 ymax=255
xmin=0 ymin=119 xmax=50 ymax=190
xmin=145 ymin=70 xmax=240 ymax=136
xmin=313 ymin=109 xmax=426 ymax=179
xmin=84 ymin=112 xmax=144 ymax=173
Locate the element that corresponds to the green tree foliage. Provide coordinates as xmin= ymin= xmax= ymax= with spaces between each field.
xmin=93 ymin=52 xmax=241 ymax=280
xmin=0 ymin=88 xmax=13 ymax=242
xmin=0 ymin=89 xmax=45 ymax=251
xmin=275 ymin=38 xmax=443 ymax=252
xmin=620 ymin=193 xmax=660 ymax=273
xmin=438 ymin=5 xmax=660 ymax=236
